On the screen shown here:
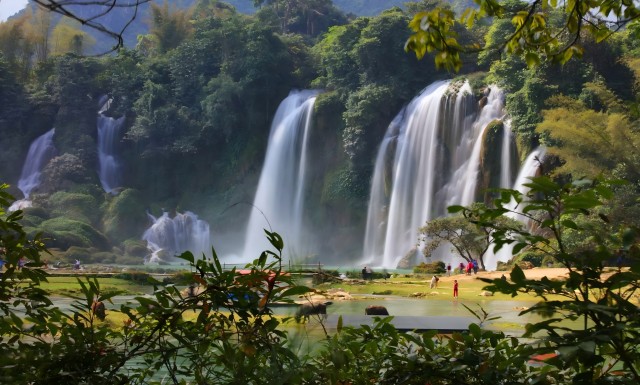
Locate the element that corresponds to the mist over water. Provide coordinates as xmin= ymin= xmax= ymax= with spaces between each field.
xmin=143 ymin=211 xmax=211 ymax=263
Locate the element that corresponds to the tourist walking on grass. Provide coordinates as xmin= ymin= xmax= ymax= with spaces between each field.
xmin=453 ymin=280 xmax=459 ymax=299
xmin=446 ymin=263 xmax=451 ymax=276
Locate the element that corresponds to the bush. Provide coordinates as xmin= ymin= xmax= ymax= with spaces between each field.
xmin=47 ymin=191 xmax=101 ymax=225
xmin=123 ymin=239 xmax=148 ymax=258
xmin=113 ymin=254 xmax=143 ymax=265
xmin=102 ymin=189 xmax=147 ymax=244
xmin=518 ymin=251 xmax=543 ymax=267
xmin=163 ymin=271 xmax=197 ymax=285
xmin=38 ymin=217 xmax=109 ymax=250
xmin=413 ymin=261 xmax=446 ymax=274
xmin=113 ymin=271 xmax=155 ymax=285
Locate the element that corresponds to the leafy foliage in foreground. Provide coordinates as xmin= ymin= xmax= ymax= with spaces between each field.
xmin=454 ymin=177 xmax=640 ymax=384
xmin=2 ymin=179 xmax=640 ymax=384
xmin=406 ymin=0 xmax=640 ymax=71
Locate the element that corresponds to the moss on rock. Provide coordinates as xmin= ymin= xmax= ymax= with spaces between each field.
xmin=102 ymin=188 xmax=147 ymax=244
xmin=38 ymin=217 xmax=109 ymax=250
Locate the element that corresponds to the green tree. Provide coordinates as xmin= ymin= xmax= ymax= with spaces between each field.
xmin=419 ymin=203 xmax=522 ymax=269
xmin=405 ymin=0 xmax=640 ymax=71
xmin=536 ymin=90 xmax=640 ymax=182
xmin=149 ymin=0 xmax=194 ymax=54
xmin=50 ymin=18 xmax=95 ymax=56
xmin=457 ymin=176 xmax=640 ymax=383
xmin=254 ymin=0 xmax=347 ymax=35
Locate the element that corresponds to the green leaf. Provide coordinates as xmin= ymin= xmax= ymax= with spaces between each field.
xmin=510 ymin=265 xmax=526 ymax=283
xmin=178 ymin=251 xmax=195 ymax=264
xmin=561 ymin=219 xmax=578 ymax=230
xmin=525 ymin=52 xmax=540 ymax=67
xmin=469 ymin=323 xmax=481 ymax=339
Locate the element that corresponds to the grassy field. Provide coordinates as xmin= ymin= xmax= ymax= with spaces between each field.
xmin=38 ymin=275 xmax=153 ymax=296
xmin=314 ymin=273 xmax=568 ymax=302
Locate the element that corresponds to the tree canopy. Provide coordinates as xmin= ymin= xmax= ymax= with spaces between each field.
xmin=405 ymin=0 xmax=640 ymax=71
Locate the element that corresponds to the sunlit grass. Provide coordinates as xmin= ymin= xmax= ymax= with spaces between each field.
xmin=37 ymin=276 xmax=152 ymax=296
xmin=316 ymin=275 xmax=568 ymax=302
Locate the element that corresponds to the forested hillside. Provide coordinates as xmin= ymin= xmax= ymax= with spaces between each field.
xmin=0 ymin=0 xmax=638 ymax=267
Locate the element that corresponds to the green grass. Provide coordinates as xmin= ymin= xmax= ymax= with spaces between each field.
xmin=316 ymin=276 xmax=567 ymax=302
xmin=38 ymin=276 xmax=151 ymax=296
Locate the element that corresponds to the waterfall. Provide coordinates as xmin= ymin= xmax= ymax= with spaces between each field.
xmin=97 ymin=97 xmax=124 ymax=194
xmin=483 ymin=147 xmax=547 ymax=270
xmin=500 ymin=120 xmax=515 ymax=188
xmin=142 ymin=211 xmax=211 ymax=263
xmin=9 ymin=128 xmax=56 ymax=211
xmin=241 ymin=90 xmax=319 ymax=260
xmin=362 ymin=81 xmax=513 ymax=269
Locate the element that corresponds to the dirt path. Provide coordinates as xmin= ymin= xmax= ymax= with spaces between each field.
xmin=436 ymin=267 xmax=571 ymax=283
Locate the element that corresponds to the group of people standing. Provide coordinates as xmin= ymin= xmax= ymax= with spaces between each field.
xmin=445 ymin=260 xmax=479 ymax=276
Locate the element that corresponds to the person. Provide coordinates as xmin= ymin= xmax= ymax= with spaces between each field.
xmin=472 ymin=259 xmax=479 ymax=274
xmin=446 ymin=263 xmax=452 ymax=277
xmin=0 ymin=258 xmax=5 ymax=274
xmin=362 ymin=267 xmax=367 ymax=280
xmin=466 ymin=261 xmax=473 ymax=275
xmin=459 ymin=262 xmax=465 ymax=274
xmin=430 ymin=275 xmax=437 ymax=289
xmin=74 ymin=259 xmax=81 ymax=270
xmin=453 ymin=280 xmax=459 ymax=299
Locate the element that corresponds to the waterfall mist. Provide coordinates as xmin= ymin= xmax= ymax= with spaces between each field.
xmin=143 ymin=211 xmax=211 ymax=263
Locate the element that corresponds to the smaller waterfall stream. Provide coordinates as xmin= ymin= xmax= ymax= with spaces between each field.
xmin=9 ymin=128 xmax=56 ymax=211
xmin=483 ymin=147 xmax=547 ymax=270
xmin=97 ymin=97 xmax=124 ymax=194
xmin=143 ymin=211 xmax=211 ymax=263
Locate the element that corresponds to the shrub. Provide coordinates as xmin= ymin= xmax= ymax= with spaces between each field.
xmin=113 ymin=271 xmax=155 ymax=285
xmin=123 ymin=238 xmax=148 ymax=257
xmin=413 ymin=261 xmax=446 ymax=274
xmin=102 ymin=189 xmax=147 ymax=244
xmin=518 ymin=251 xmax=543 ymax=267
xmin=38 ymin=217 xmax=109 ymax=250
xmin=47 ymin=191 xmax=101 ymax=225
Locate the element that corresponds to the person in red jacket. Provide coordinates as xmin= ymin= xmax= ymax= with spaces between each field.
xmin=453 ymin=280 xmax=459 ymax=299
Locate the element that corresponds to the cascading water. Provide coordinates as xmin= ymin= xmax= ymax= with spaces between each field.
xmin=241 ymin=90 xmax=319 ymax=260
xmin=9 ymin=128 xmax=56 ymax=211
xmin=97 ymin=97 xmax=124 ymax=194
xmin=483 ymin=147 xmax=547 ymax=270
xmin=362 ymin=81 xmax=515 ymax=269
xmin=142 ymin=211 xmax=211 ymax=263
